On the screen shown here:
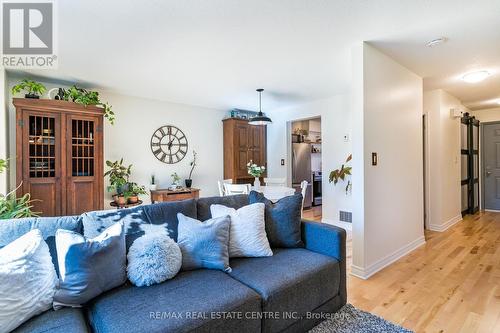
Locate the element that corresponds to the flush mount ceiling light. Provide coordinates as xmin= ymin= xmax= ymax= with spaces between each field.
xmin=461 ymin=70 xmax=491 ymax=83
xmin=248 ymin=89 xmax=272 ymax=125
xmin=426 ymin=37 xmax=447 ymax=47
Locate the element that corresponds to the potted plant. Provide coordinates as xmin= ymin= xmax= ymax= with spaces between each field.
xmin=62 ymin=85 xmax=116 ymax=125
xmin=247 ymin=160 xmax=266 ymax=190
xmin=12 ymin=79 xmax=46 ymax=99
xmin=126 ymin=182 xmax=147 ymax=204
xmin=185 ymin=151 xmax=197 ymax=188
xmin=104 ymin=159 xmax=131 ymax=203
xmin=170 ymin=172 xmax=181 ymax=190
xmin=329 ymin=154 xmax=352 ymax=195
xmin=0 ymin=158 xmax=39 ymax=219
xmin=150 ymin=175 xmax=157 ymax=191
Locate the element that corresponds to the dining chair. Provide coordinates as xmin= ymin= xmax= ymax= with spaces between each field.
xmin=264 ymin=177 xmax=286 ymax=187
xmin=217 ymin=179 xmax=233 ymax=196
xmin=300 ymin=180 xmax=308 ymax=216
xmin=223 ymin=183 xmax=251 ymax=196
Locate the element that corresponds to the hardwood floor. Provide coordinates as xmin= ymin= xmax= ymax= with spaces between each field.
xmin=315 ymin=211 xmax=500 ymax=332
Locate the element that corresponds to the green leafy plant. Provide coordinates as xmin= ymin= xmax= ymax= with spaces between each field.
xmin=0 ymin=159 xmax=39 ymax=219
xmin=247 ymin=160 xmax=265 ymax=177
xmin=12 ymin=79 xmax=46 ymax=97
xmin=171 ymin=172 xmax=181 ymax=185
xmin=125 ymin=182 xmax=147 ymax=197
xmin=187 ymin=151 xmax=197 ymax=180
xmin=104 ymin=159 xmax=131 ymax=194
xmin=329 ymin=154 xmax=352 ymax=194
xmin=0 ymin=158 xmax=7 ymax=174
xmin=63 ymin=85 xmax=115 ymax=125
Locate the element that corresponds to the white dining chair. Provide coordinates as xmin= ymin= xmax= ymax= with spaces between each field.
xmin=217 ymin=179 xmax=233 ymax=196
xmin=300 ymin=180 xmax=308 ymax=215
xmin=223 ymin=183 xmax=251 ymax=195
xmin=264 ymin=177 xmax=286 ymax=187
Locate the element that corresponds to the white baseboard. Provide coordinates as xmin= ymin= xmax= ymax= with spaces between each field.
xmin=428 ymin=214 xmax=462 ymax=232
xmin=484 ymin=209 xmax=500 ymax=213
xmin=350 ymin=235 xmax=426 ymax=280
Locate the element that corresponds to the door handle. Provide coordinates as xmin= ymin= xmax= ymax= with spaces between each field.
xmin=486 ymin=171 xmax=492 ymax=176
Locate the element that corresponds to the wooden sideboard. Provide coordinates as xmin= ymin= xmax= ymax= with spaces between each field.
xmin=223 ymin=118 xmax=267 ymax=184
xmin=150 ymin=188 xmax=200 ymax=203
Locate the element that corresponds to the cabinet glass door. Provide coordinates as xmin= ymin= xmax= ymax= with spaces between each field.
xmin=28 ymin=115 xmax=56 ymax=178
xmin=71 ymin=119 xmax=95 ymax=177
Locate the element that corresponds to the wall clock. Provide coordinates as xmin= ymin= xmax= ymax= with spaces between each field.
xmin=150 ymin=125 xmax=188 ymax=164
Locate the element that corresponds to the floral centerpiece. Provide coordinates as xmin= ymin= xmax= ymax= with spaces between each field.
xmin=247 ymin=160 xmax=266 ymax=189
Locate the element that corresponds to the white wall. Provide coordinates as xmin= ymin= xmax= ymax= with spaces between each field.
xmin=470 ymin=107 xmax=500 ymax=123
xmin=266 ymin=96 xmax=352 ymax=224
xmin=423 ymin=89 xmax=465 ymax=231
xmin=0 ymin=68 xmax=7 ymax=194
xmin=5 ymin=76 xmax=226 ymax=205
xmin=351 ymin=43 xmax=425 ymax=279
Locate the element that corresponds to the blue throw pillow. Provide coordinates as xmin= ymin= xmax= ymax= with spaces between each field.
xmin=249 ymin=191 xmax=304 ymax=248
xmin=177 ymin=213 xmax=231 ymax=272
xmin=53 ymin=222 xmax=126 ymax=308
xmin=0 ymin=216 xmax=82 ymax=277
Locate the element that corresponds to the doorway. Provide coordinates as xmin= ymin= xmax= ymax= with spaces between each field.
xmin=287 ymin=117 xmax=322 ymax=220
xmin=481 ymin=122 xmax=500 ymax=211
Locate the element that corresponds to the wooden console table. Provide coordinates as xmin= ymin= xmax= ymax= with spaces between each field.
xmin=150 ymin=188 xmax=200 ymax=203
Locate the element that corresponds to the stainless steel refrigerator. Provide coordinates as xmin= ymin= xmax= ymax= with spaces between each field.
xmin=292 ymin=143 xmax=312 ymax=208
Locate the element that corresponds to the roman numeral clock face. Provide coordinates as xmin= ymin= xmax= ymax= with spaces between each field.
xmin=150 ymin=125 xmax=188 ymax=164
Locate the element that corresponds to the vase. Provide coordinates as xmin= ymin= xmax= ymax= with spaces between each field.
xmin=149 ymin=184 xmax=157 ymax=191
xmin=185 ymin=179 xmax=192 ymax=188
xmin=253 ymin=177 xmax=261 ymax=190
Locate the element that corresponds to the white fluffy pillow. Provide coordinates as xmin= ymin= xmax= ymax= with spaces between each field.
xmin=0 ymin=229 xmax=57 ymax=333
xmin=210 ymin=203 xmax=273 ymax=258
xmin=127 ymin=233 xmax=182 ymax=287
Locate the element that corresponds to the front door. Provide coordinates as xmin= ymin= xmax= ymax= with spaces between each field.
xmin=483 ymin=122 xmax=500 ymax=210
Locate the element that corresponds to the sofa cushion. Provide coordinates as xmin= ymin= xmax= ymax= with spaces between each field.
xmin=248 ymin=191 xmax=304 ymax=248
xmin=12 ymin=308 xmax=89 ymax=333
xmin=0 ymin=216 xmax=82 ymax=276
xmin=82 ymin=199 xmax=197 ymax=249
xmin=87 ymin=270 xmax=261 ymax=333
xmin=229 ymin=248 xmax=340 ymax=333
xmin=196 ymin=194 xmax=249 ymax=221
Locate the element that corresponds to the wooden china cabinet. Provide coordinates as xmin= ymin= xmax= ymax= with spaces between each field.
xmin=14 ymin=98 xmax=104 ymax=216
xmin=223 ymin=118 xmax=267 ymax=184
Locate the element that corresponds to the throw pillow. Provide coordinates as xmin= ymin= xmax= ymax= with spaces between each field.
xmin=0 ymin=216 xmax=83 ymax=277
xmin=0 ymin=229 xmax=58 ymax=333
xmin=249 ymin=191 xmax=304 ymax=248
xmin=177 ymin=213 xmax=231 ymax=272
xmin=210 ymin=203 xmax=273 ymax=258
xmin=53 ymin=222 xmax=126 ymax=308
xmin=127 ymin=233 xmax=182 ymax=287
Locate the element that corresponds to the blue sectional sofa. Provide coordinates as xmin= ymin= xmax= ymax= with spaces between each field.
xmin=0 ymin=195 xmax=346 ymax=333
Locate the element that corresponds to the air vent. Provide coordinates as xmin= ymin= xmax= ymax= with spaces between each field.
xmin=339 ymin=211 xmax=352 ymax=223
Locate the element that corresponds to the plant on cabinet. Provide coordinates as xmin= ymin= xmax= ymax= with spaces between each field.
xmin=12 ymin=79 xmax=46 ymax=99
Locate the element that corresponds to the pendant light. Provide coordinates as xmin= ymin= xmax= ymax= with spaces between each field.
xmin=249 ymin=88 xmax=272 ymax=125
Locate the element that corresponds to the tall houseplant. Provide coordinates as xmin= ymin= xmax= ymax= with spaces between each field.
xmin=329 ymin=154 xmax=352 ymax=195
xmin=104 ymin=159 xmax=131 ymax=204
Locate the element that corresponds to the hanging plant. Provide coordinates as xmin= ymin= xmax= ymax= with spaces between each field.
xmin=329 ymin=154 xmax=352 ymax=194
xmin=63 ymin=86 xmax=115 ymax=125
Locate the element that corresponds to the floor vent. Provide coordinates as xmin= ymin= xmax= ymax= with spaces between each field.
xmin=339 ymin=211 xmax=352 ymax=223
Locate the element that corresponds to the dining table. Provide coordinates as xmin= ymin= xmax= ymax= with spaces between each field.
xmin=251 ymin=185 xmax=296 ymax=202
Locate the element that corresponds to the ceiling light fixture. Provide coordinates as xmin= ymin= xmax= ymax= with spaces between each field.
xmin=426 ymin=37 xmax=447 ymax=47
xmin=461 ymin=70 xmax=491 ymax=83
xmin=248 ymin=89 xmax=272 ymax=125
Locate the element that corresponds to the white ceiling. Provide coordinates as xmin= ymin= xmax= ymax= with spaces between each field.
xmin=18 ymin=0 xmax=500 ymax=111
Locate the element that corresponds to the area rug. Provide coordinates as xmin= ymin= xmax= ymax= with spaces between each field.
xmin=309 ymin=304 xmax=413 ymax=333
